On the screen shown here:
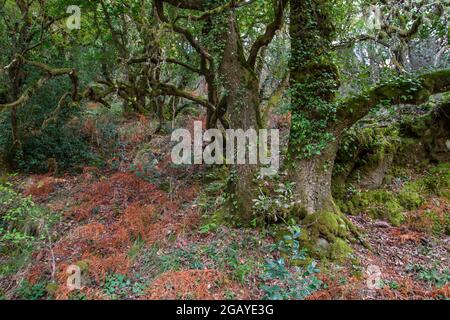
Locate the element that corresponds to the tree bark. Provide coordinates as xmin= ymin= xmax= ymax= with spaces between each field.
xmin=219 ymin=12 xmax=262 ymax=222
xmin=291 ymin=140 xmax=340 ymax=214
xmin=288 ymin=0 xmax=340 ymax=215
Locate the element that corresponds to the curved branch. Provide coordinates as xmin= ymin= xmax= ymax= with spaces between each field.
xmin=155 ymin=0 xmax=212 ymax=62
xmin=151 ymin=82 xmax=216 ymax=112
xmin=333 ymin=34 xmax=390 ymax=50
xmin=247 ymin=0 xmax=287 ymax=69
xmin=0 ymin=55 xmax=79 ymax=110
xmin=162 ymin=0 xmax=206 ymax=10
xmin=166 ymin=58 xmax=202 ymax=74
xmin=338 ymin=68 xmax=450 ymax=129
xmin=175 ymin=0 xmax=254 ymax=22
xmin=0 ymin=75 xmax=49 ymax=110
xmin=127 ymin=55 xmax=202 ymax=74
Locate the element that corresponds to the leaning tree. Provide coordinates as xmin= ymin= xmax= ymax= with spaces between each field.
xmin=287 ymin=0 xmax=449 ymax=249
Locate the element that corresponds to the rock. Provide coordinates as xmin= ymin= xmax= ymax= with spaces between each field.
xmin=358 ymin=153 xmax=395 ymax=190
xmin=317 ymin=237 xmax=330 ymax=250
xmin=372 ymin=221 xmax=391 ymax=228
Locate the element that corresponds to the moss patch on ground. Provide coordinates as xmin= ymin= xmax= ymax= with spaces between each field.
xmin=337 ymin=163 xmax=450 ymax=230
xmin=298 ymin=210 xmax=353 ymax=262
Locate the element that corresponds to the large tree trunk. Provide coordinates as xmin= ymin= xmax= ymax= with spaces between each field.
xmin=288 ymin=0 xmax=341 ymax=215
xmin=287 ymin=0 xmax=363 ymax=259
xmin=287 ymin=0 xmax=450 ymax=255
xmin=291 ymin=140 xmax=340 ymax=214
xmin=219 ymin=12 xmax=261 ymax=222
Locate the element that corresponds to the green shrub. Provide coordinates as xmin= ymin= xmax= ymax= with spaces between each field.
xmin=0 ymin=67 xmax=104 ymax=174
xmin=16 ymin=281 xmax=47 ymax=300
xmin=0 ymin=106 xmax=99 ymax=174
xmin=260 ymin=225 xmax=322 ymax=300
xmin=0 ymin=182 xmax=58 ymax=275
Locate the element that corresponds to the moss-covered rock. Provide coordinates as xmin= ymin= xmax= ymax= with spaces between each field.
xmin=397 ymin=98 xmax=450 ymax=164
xmin=299 ymin=210 xmax=352 ymax=261
xmin=334 ymin=97 xmax=450 ymax=195
xmin=359 ymin=190 xmax=405 ymax=226
xmin=338 ymin=163 xmax=449 ymax=229
xmin=333 ymin=125 xmax=400 ymax=193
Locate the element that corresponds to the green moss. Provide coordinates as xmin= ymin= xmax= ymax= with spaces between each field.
xmin=382 ymin=201 xmax=404 ymax=226
xmin=76 ymin=260 xmax=90 ymax=272
xmin=298 ymin=210 xmax=352 ymax=261
xmin=401 ymin=163 xmax=450 ymax=197
xmin=45 ymin=283 xmax=58 ymax=295
xmin=339 ymin=163 xmax=449 ymax=229
xmin=301 ymin=210 xmax=349 ymax=241
xmin=398 ymin=189 xmax=424 ymax=210
xmin=333 ymin=125 xmax=400 ymax=190
xmin=341 ymin=189 xmax=406 ymax=226
xmin=328 ymin=239 xmax=352 ymax=262
xmin=336 ymin=126 xmax=398 ymax=167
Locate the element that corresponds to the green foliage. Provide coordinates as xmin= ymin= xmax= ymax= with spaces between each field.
xmin=16 ymin=281 xmax=47 ymax=300
xmin=253 ymin=180 xmax=299 ymax=223
xmin=288 ymin=1 xmax=340 ymax=160
xmin=407 ymin=264 xmax=450 ymax=288
xmin=199 ymin=222 xmax=218 ymax=234
xmin=341 ymin=189 xmax=410 ymax=226
xmin=102 ymin=273 xmax=146 ymax=299
xmin=384 ymin=280 xmax=400 ymax=290
xmin=0 ymin=182 xmax=58 ymax=274
xmin=260 ymin=226 xmax=322 ymax=300
xmin=0 ymin=91 xmax=99 ymax=174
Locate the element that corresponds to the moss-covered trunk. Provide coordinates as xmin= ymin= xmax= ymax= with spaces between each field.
xmin=288 ymin=0 xmax=341 ymax=215
xmin=286 ymin=0 xmax=369 ymax=258
xmin=219 ymin=12 xmax=262 ymax=222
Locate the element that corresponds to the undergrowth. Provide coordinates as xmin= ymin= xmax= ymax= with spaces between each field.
xmin=0 ymin=181 xmax=58 ymax=276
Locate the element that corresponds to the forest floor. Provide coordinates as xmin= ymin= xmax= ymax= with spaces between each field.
xmin=1 ymin=118 xmax=449 ymax=300
xmin=3 ymin=164 xmax=448 ymax=300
